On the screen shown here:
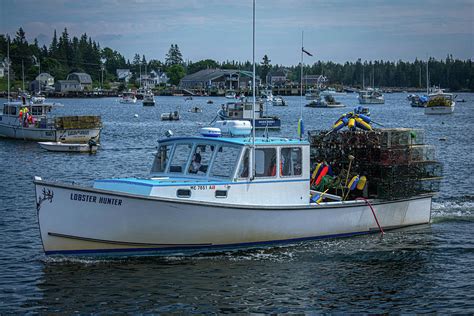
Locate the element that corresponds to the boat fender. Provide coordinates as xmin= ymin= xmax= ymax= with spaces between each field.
xmin=348 ymin=118 xmax=356 ymax=130
xmin=356 ymin=176 xmax=367 ymax=190
xmin=311 ymin=163 xmax=322 ymax=184
xmin=358 ymin=114 xmax=371 ymax=124
xmin=315 ymin=165 xmax=329 ymax=186
xmin=310 ymin=193 xmax=320 ymax=203
xmin=355 ymin=117 xmax=372 ymax=130
xmin=348 ymin=175 xmax=360 ymax=191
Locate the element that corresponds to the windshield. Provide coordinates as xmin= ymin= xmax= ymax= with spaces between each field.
xmin=209 ymin=145 xmax=242 ymax=179
xmin=151 ymin=144 xmax=172 ymax=173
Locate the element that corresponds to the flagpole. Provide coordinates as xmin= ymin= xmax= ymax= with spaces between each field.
xmin=7 ymin=35 xmax=10 ymax=104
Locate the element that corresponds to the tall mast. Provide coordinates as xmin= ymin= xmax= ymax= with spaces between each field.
xmin=362 ymin=65 xmax=365 ymax=90
xmin=300 ymin=31 xmax=304 ymax=120
xmin=426 ymin=55 xmax=429 ymax=94
xmin=22 ymin=60 xmax=25 ymax=92
xmin=7 ymin=35 xmax=10 ymax=103
xmin=251 ymin=0 xmax=256 ymax=180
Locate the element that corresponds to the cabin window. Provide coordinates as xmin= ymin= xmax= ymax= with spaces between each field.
xmin=31 ymin=106 xmax=42 ymax=116
xmin=151 ymin=144 xmax=172 ymax=173
xmin=188 ymin=144 xmax=214 ymax=175
xmin=255 ymin=148 xmax=277 ymax=178
xmin=169 ymin=143 xmax=192 ymax=173
xmin=209 ymin=145 xmax=241 ymax=178
xmin=238 ymin=149 xmax=250 ymax=178
xmin=281 ymin=147 xmax=302 ymax=177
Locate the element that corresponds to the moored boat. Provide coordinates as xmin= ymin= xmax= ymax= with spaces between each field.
xmin=424 ymin=90 xmax=455 ymax=115
xmin=272 ymin=96 xmax=286 ymax=106
xmin=0 ymin=100 xmax=101 ymax=143
xmin=217 ymin=101 xmax=281 ymax=129
xmin=358 ymin=89 xmax=384 ymax=104
xmin=38 ymin=140 xmax=99 ymax=153
xmin=120 ymin=92 xmax=137 ymax=104
xmin=142 ymin=91 xmax=155 ymax=106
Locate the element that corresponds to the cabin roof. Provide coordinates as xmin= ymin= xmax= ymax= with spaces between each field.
xmin=158 ymin=136 xmax=309 ymax=146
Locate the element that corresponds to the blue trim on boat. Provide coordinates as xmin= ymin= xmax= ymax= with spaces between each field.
xmin=45 ymin=230 xmax=374 ymax=256
xmin=94 ymin=178 xmax=310 ymax=187
xmin=158 ymin=136 xmax=308 ymax=146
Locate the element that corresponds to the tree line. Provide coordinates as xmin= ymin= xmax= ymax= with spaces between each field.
xmin=0 ymin=27 xmax=472 ymax=91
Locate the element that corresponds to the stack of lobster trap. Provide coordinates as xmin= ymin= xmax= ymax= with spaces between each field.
xmin=308 ymin=128 xmax=442 ymax=200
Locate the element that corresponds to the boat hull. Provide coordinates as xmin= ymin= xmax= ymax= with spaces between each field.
xmin=424 ymin=105 xmax=455 ymax=115
xmin=358 ymin=98 xmax=385 ymax=104
xmin=0 ymin=123 xmax=101 ymax=143
xmin=35 ymin=179 xmax=432 ymax=256
xmin=38 ymin=142 xmax=98 ymax=153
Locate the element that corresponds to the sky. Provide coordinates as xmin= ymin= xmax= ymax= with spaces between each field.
xmin=1 ymin=0 xmax=473 ymax=66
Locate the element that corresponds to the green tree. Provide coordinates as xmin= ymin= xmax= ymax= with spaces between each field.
xmin=260 ymin=54 xmax=271 ymax=84
xmin=165 ymin=44 xmax=183 ymax=66
xmin=166 ymin=64 xmax=185 ymax=85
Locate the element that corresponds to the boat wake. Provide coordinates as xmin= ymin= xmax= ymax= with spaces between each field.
xmin=431 ymin=196 xmax=474 ymax=222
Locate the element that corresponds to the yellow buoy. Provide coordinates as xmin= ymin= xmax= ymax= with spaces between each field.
xmin=356 ymin=176 xmax=367 ymax=190
xmin=348 ymin=118 xmax=356 ymax=129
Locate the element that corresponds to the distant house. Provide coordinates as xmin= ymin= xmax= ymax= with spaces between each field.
xmin=116 ymin=69 xmax=132 ymax=83
xmin=66 ymin=72 xmax=93 ymax=90
xmin=138 ymin=70 xmax=169 ymax=88
xmin=180 ymin=69 xmax=260 ymax=90
xmin=266 ymin=70 xmax=287 ymax=86
xmin=36 ymin=73 xmax=54 ymax=87
xmin=0 ymin=66 xmax=4 ymax=78
xmin=55 ymin=80 xmax=83 ymax=93
xmin=303 ymin=75 xmax=327 ymax=87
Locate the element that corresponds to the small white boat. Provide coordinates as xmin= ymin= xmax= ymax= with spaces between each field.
xmin=120 ymin=92 xmax=137 ymax=104
xmin=305 ymin=88 xmax=319 ymax=100
xmin=161 ymin=111 xmax=180 ymax=121
xmin=225 ymin=90 xmax=237 ymax=99
xmin=272 ymin=96 xmax=286 ymax=106
xmin=358 ymin=89 xmax=384 ymax=104
xmin=188 ymin=106 xmax=202 ymax=113
xmin=142 ymin=92 xmax=155 ymax=106
xmin=38 ymin=141 xmax=99 ymax=153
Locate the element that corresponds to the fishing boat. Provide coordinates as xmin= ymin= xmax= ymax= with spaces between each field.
xmin=142 ymin=91 xmax=155 ymax=106
xmin=34 ymin=133 xmax=433 ymax=256
xmin=120 ymin=92 xmax=137 ymax=104
xmin=38 ymin=139 xmax=99 ymax=153
xmin=260 ymin=88 xmax=274 ymax=103
xmin=424 ymin=90 xmax=455 ymax=115
xmin=306 ymin=95 xmax=344 ymax=108
xmin=358 ymin=89 xmax=385 ymax=104
xmin=272 ymin=96 xmax=286 ymax=106
xmin=214 ymin=120 xmax=252 ymax=136
xmin=408 ymin=94 xmax=427 ymax=108
xmin=0 ymin=100 xmax=102 ymax=142
xmin=217 ymin=101 xmax=281 ymax=129
xmin=32 ymin=1 xmax=432 ymax=258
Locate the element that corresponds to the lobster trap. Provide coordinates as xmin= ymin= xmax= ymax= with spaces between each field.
xmin=308 ymin=128 xmax=442 ymax=200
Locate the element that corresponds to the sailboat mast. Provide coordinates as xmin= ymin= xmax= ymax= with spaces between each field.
xmin=426 ymin=56 xmax=429 ymax=94
xmin=251 ymin=0 xmax=256 ymax=180
xmin=22 ymin=60 xmax=25 ymax=92
xmin=362 ymin=65 xmax=365 ymax=90
xmin=7 ymin=35 xmax=10 ymax=104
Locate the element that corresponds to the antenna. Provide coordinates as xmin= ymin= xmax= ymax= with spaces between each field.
xmin=7 ymin=35 xmax=10 ymax=104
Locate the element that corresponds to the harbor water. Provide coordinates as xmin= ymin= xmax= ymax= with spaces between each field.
xmin=1 ymin=93 xmax=473 ymax=313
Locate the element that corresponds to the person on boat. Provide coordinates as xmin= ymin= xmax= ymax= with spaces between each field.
xmin=190 ymin=151 xmax=202 ymax=174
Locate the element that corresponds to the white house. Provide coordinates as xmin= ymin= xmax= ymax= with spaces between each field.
xmin=116 ymin=69 xmax=132 ymax=83
xmin=36 ymin=72 xmax=54 ymax=87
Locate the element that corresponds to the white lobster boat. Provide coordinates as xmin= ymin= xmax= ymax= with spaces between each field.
xmin=34 ymin=135 xmax=432 ymax=257
xmin=0 ymin=101 xmax=101 ymax=142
